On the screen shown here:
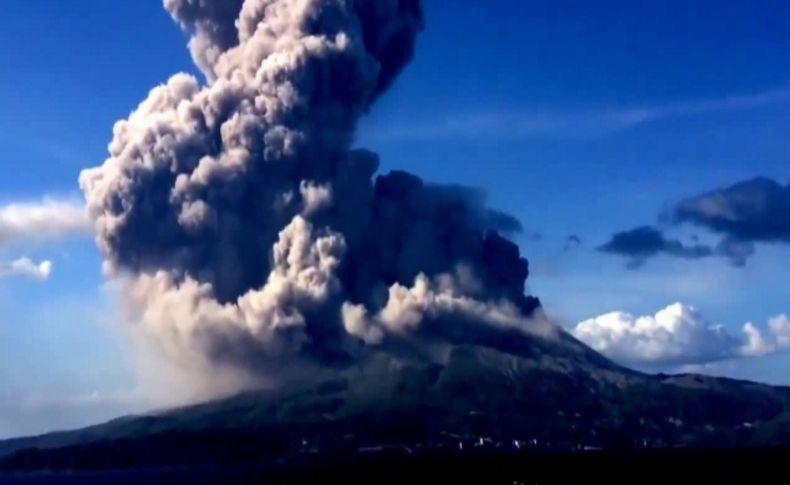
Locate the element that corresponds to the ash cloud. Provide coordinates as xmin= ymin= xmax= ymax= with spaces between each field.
xmin=164 ymin=0 xmax=246 ymax=78
xmin=80 ymin=0 xmax=549 ymax=392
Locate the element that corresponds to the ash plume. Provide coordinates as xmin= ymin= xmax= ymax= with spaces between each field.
xmin=80 ymin=0 xmax=548 ymax=390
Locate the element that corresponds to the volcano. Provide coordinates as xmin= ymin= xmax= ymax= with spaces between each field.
xmin=4 ymin=0 xmax=789 ymax=479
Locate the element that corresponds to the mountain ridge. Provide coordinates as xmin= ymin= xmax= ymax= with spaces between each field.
xmin=4 ymin=327 xmax=790 ymax=469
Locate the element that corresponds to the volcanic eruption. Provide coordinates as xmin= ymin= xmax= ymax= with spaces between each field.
xmin=79 ymin=0 xmax=548 ymax=391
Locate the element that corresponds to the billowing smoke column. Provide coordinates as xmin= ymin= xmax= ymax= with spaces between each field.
xmin=80 ymin=0 xmax=548 ymax=382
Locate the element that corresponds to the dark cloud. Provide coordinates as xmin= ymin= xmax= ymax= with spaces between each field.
xmin=599 ymin=177 xmax=789 ymax=268
xmin=419 ymin=182 xmax=524 ymax=235
xmin=714 ymin=238 xmax=756 ymax=268
xmin=598 ymin=226 xmax=713 ymax=269
xmin=673 ymin=177 xmax=790 ymax=243
xmin=80 ymin=0 xmax=547 ymax=390
xmin=564 ymin=234 xmax=581 ymax=251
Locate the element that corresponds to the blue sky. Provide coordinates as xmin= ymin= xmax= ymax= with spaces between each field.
xmin=1 ymin=0 xmax=790 ymax=437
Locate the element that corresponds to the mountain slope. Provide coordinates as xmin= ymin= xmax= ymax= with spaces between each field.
xmin=3 ymin=330 xmax=790 ymax=470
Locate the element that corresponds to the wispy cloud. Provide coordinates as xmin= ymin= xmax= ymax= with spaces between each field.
xmin=0 ymin=198 xmax=90 ymax=245
xmin=364 ymin=87 xmax=790 ymax=142
xmin=0 ymin=257 xmax=52 ymax=280
xmin=0 ymin=198 xmax=89 ymax=283
xmin=0 ymin=387 xmax=150 ymax=439
xmin=17 ymin=388 xmax=144 ymax=412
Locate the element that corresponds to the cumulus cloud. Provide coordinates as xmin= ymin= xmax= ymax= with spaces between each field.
xmin=78 ymin=0 xmax=548 ymax=396
xmin=0 ymin=199 xmax=90 ymax=245
xmin=572 ymin=303 xmax=790 ymax=367
xmin=0 ymin=258 xmax=52 ymax=280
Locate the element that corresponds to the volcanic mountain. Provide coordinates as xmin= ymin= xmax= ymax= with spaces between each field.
xmin=5 ymin=0 xmax=789 ymax=475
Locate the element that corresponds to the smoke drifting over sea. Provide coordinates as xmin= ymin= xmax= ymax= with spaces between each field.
xmin=80 ymin=0 xmax=550 ymax=392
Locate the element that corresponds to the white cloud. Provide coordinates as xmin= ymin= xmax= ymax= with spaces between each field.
xmin=571 ymin=303 xmax=790 ymax=367
xmin=0 ymin=198 xmax=88 ymax=282
xmin=363 ymin=87 xmax=790 ymax=142
xmin=0 ymin=198 xmax=90 ymax=245
xmin=742 ymin=315 xmax=790 ymax=357
xmin=0 ymin=257 xmax=52 ymax=280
